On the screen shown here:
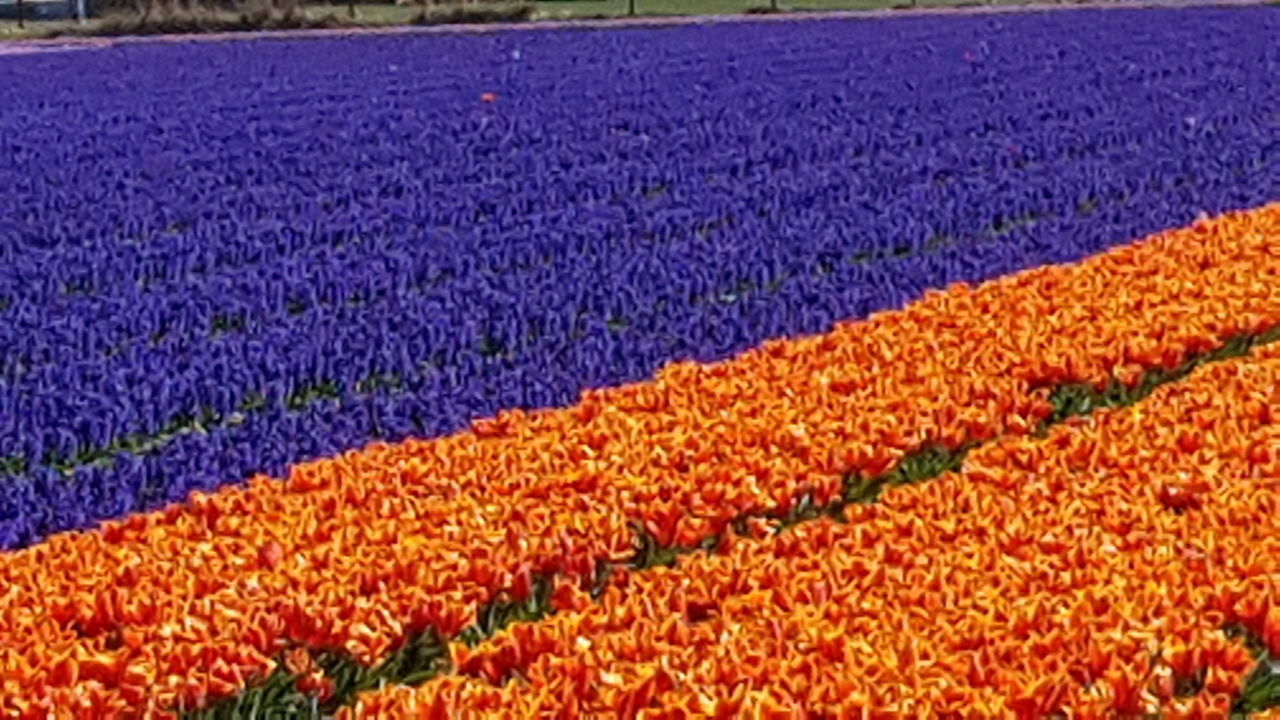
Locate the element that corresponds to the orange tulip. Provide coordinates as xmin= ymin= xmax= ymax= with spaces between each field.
xmin=347 ymin=343 xmax=1280 ymax=717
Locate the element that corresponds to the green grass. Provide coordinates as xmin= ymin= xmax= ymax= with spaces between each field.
xmin=0 ymin=0 xmax=1090 ymax=39
xmin=341 ymin=0 xmax=1028 ymax=20
xmin=531 ymin=0 xmax=1037 ymax=18
xmin=0 ymin=17 xmax=80 ymax=38
xmin=183 ymin=578 xmax=557 ymax=719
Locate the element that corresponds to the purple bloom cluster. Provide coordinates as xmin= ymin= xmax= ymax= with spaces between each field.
xmin=0 ymin=7 xmax=1276 ymax=548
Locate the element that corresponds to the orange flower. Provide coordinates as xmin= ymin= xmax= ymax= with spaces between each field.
xmin=297 ymin=670 xmax=335 ymax=703
xmin=346 ymin=343 xmax=1280 ymax=717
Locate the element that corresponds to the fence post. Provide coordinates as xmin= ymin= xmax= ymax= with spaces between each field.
xmin=16 ymin=0 xmax=24 ymax=28
xmin=628 ymin=0 xmax=635 ymax=16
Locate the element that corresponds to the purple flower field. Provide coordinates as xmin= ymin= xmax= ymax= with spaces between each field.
xmin=0 ymin=6 xmax=1277 ymax=549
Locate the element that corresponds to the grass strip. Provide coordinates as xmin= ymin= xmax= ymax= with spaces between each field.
xmin=180 ymin=628 xmax=449 ymax=720
xmin=1226 ymin=624 xmax=1280 ymax=715
xmin=1040 ymin=326 xmax=1280 ymax=427
xmin=200 ymin=324 xmax=1280 ymax=717
xmin=184 ymin=577 xmax=558 ymax=719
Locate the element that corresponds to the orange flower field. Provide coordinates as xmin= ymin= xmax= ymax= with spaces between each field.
xmin=344 ymin=341 xmax=1280 ymax=718
xmin=0 ymin=203 xmax=1277 ymax=717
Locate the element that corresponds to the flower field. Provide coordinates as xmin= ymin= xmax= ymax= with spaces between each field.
xmin=1 ymin=6 xmax=1278 ymax=719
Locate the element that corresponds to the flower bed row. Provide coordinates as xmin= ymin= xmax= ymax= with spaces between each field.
xmin=198 ymin=312 xmax=1280 ymax=718
xmin=345 ymin=341 xmax=1280 ymax=718
xmin=0 ymin=203 xmax=1277 ymax=716
xmin=3 ymin=7 xmax=1278 ymax=547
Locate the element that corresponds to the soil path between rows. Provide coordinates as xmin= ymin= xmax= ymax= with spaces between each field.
xmin=0 ymin=0 xmax=1269 ymax=53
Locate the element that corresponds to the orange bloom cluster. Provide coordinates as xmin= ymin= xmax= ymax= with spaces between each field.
xmin=0 ymin=204 xmax=1277 ymax=716
xmin=347 ymin=342 xmax=1280 ymax=719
